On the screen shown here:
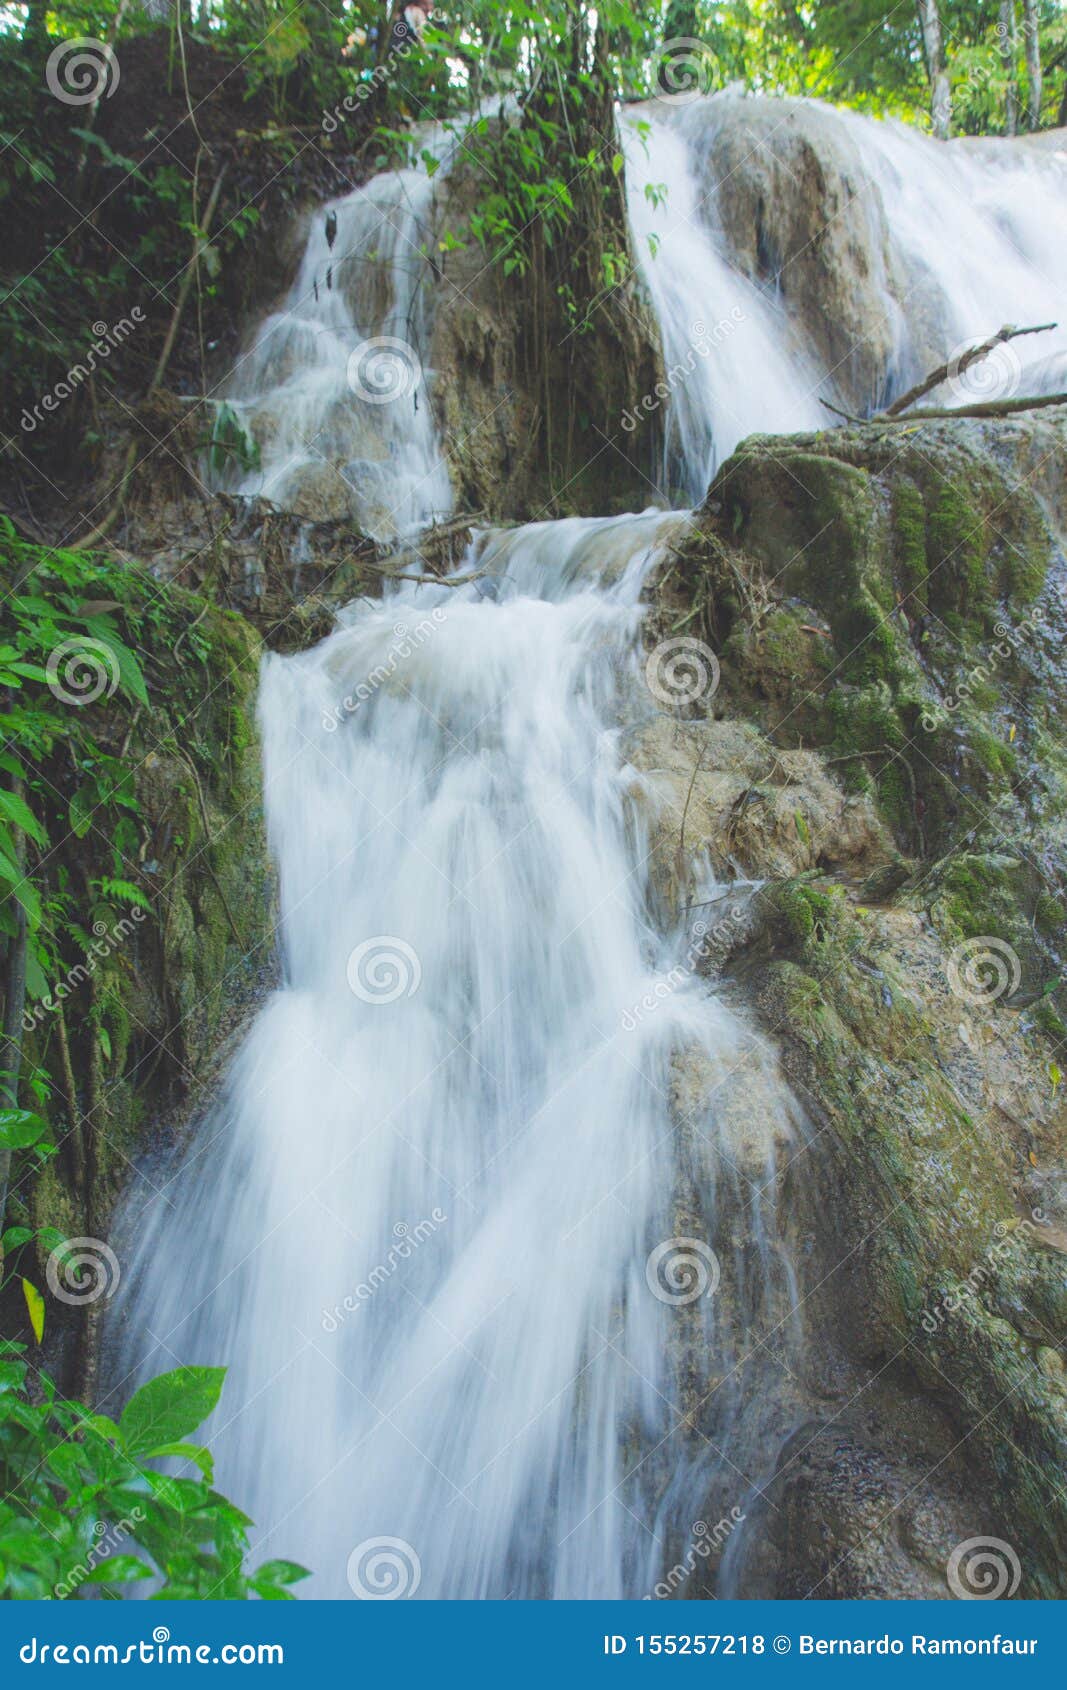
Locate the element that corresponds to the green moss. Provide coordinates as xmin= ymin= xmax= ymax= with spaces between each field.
xmin=925 ymin=481 xmax=987 ymax=611
xmin=892 ymin=476 xmax=928 ymax=607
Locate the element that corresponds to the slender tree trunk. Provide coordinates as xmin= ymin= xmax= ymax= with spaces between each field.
xmin=916 ymin=0 xmax=951 ymax=139
xmin=1000 ymin=2 xmax=1019 ymax=136
xmin=0 ymin=785 xmax=28 ymax=1232
xmin=1022 ymin=0 xmax=1042 ymax=128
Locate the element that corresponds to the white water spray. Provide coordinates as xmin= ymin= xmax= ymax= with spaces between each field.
xmin=213 ymin=135 xmax=454 ymax=540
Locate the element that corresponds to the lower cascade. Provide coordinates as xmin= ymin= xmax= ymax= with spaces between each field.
xmin=112 ymin=511 xmax=808 ymax=1599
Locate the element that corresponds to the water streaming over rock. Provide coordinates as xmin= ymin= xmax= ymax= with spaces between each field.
xmin=625 ymin=94 xmax=1067 ymax=494
xmin=111 ymin=91 xmax=1067 ymax=1599
xmin=112 ymin=507 xmax=805 ymax=1597
xmin=212 ymin=130 xmax=455 ymax=539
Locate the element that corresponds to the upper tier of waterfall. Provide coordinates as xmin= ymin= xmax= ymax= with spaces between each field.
xmin=210 ymin=93 xmax=1067 ymax=523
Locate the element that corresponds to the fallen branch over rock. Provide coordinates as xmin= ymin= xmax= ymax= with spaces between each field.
xmin=821 ymin=321 xmax=1064 ymax=428
xmin=882 ymin=321 xmax=1056 ymax=417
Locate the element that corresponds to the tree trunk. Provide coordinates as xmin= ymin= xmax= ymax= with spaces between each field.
xmin=1000 ymin=2 xmax=1019 ymax=136
xmin=916 ymin=0 xmax=951 ymax=139
xmin=1022 ymin=0 xmax=1042 ymax=128
xmin=0 ymin=785 xmax=28 ymax=1233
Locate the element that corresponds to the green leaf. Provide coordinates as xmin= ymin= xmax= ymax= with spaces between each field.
xmin=120 ymin=1366 xmax=226 ymax=1455
xmin=68 ymin=785 xmax=95 ymax=840
xmin=0 ymin=790 xmax=46 ymax=847
xmin=1 ymin=1227 xmax=34 ymax=1253
xmin=252 ymin=1558 xmax=309 ymax=1586
xmin=0 ymin=850 xmax=41 ymax=927
xmin=83 ymin=1554 xmax=154 ymax=1584
xmin=21 ymin=1280 xmax=45 ymax=1345
xmin=0 ymin=1360 xmax=28 ymax=1392
xmin=0 ymin=1109 xmax=49 ymax=1152
xmin=611 ymin=151 xmax=624 ymax=175
xmin=147 ymin=1442 xmax=214 ymax=1481
xmin=82 ymin=627 xmax=150 ymax=708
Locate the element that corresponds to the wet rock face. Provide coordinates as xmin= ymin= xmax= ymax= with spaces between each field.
xmin=682 ymin=97 xmax=936 ymax=415
xmin=648 ymin=411 xmax=1067 ymax=1599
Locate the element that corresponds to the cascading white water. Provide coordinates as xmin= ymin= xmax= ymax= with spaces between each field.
xmin=114 ymin=510 xmax=804 ymax=1597
xmin=112 ymin=90 xmax=1067 ymax=1600
xmin=623 ymin=113 xmax=827 ymax=501
xmin=213 ymin=132 xmax=455 ymax=539
xmin=625 ymin=95 xmax=1067 ymax=495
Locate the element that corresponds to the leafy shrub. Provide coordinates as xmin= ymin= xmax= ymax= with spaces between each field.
xmin=0 ymin=1350 xmax=308 ymax=1600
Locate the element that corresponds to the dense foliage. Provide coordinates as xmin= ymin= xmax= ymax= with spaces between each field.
xmin=0 ymin=1347 xmax=308 ymax=1598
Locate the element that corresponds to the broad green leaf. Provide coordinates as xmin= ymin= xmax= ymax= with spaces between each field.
xmin=147 ymin=1442 xmax=214 ymax=1481
xmin=120 ymin=1366 xmax=226 ymax=1455
xmin=0 ymin=1109 xmax=49 ymax=1152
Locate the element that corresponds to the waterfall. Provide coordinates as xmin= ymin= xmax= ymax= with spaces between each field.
xmin=112 ymin=506 xmax=806 ymax=1598
xmin=110 ymin=90 xmax=1067 ymax=1600
xmin=625 ymin=94 xmax=1067 ymax=496
xmin=623 ymin=111 xmax=827 ymax=501
xmin=211 ymin=129 xmax=455 ymax=540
